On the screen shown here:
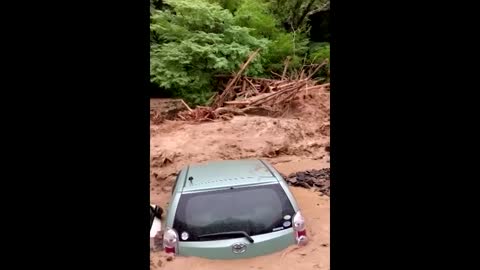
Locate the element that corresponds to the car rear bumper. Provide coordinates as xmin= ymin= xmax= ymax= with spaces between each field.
xmin=178 ymin=228 xmax=295 ymax=259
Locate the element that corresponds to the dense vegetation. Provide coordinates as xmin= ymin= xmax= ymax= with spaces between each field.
xmin=150 ymin=0 xmax=329 ymax=105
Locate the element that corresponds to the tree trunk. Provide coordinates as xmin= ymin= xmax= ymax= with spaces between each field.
xmin=296 ymin=0 xmax=317 ymax=29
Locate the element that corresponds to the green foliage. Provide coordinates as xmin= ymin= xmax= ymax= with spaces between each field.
xmin=150 ymin=0 xmax=268 ymax=105
xmin=207 ymin=0 xmax=243 ymax=13
xmin=233 ymin=0 xmax=278 ymax=39
xmin=232 ymin=0 xmax=309 ymax=75
xmin=262 ymin=31 xmax=309 ymax=75
xmin=309 ymin=42 xmax=329 ymax=63
xmin=150 ymin=0 xmax=330 ymax=105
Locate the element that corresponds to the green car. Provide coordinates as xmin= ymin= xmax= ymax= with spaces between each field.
xmin=163 ymin=159 xmax=308 ymax=259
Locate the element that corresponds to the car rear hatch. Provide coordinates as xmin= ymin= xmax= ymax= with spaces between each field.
xmin=172 ymin=183 xmax=296 ymax=259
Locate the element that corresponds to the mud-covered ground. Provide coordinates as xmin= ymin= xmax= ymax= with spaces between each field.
xmin=150 ymin=88 xmax=329 ymax=269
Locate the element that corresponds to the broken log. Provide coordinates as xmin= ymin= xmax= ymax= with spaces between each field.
xmin=224 ymin=100 xmax=251 ymax=106
xmin=305 ymin=60 xmax=328 ymax=80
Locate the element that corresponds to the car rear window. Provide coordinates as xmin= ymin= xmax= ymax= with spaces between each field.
xmin=173 ymin=184 xmax=295 ymax=242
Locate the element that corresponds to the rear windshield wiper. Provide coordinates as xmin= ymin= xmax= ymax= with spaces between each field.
xmin=198 ymin=231 xmax=255 ymax=243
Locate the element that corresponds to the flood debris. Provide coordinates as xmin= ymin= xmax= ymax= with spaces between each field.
xmin=284 ymin=168 xmax=330 ymax=196
xmin=150 ymin=99 xmax=192 ymax=121
xmin=175 ymin=50 xmax=329 ymax=122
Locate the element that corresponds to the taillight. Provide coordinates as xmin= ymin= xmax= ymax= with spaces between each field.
xmin=293 ymin=211 xmax=308 ymax=245
xmin=163 ymin=228 xmax=179 ymax=255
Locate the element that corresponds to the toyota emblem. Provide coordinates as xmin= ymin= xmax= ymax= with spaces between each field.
xmin=231 ymin=243 xmax=247 ymax=254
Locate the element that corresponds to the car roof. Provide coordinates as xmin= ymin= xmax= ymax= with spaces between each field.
xmin=181 ymin=159 xmax=278 ymax=192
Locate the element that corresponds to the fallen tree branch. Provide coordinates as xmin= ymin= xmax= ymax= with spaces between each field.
xmin=306 ymin=60 xmax=328 ymax=80
xmin=224 ymin=101 xmax=251 ymax=106
xmin=245 ymin=78 xmax=259 ymax=94
xmin=179 ymin=99 xmax=193 ymax=112
xmin=213 ymin=49 xmax=261 ymax=108
xmin=271 ymin=71 xmax=283 ymax=78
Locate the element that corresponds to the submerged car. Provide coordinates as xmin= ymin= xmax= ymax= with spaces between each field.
xmin=163 ymin=159 xmax=308 ymax=259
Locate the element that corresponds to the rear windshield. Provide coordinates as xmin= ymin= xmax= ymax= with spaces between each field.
xmin=173 ymin=184 xmax=295 ymax=242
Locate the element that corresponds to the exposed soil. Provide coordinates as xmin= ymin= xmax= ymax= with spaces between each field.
xmin=150 ymin=88 xmax=329 ymax=269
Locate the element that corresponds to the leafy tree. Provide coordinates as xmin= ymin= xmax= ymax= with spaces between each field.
xmin=232 ymin=0 xmax=309 ymax=75
xmin=233 ymin=0 xmax=278 ymax=39
xmin=150 ymin=0 xmax=268 ymax=105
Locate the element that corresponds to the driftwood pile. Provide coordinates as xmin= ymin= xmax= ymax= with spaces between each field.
xmin=284 ymin=168 xmax=330 ymax=196
xmin=176 ymin=49 xmax=329 ymax=121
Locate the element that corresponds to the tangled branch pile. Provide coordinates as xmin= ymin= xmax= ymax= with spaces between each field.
xmin=177 ymin=50 xmax=329 ymax=121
